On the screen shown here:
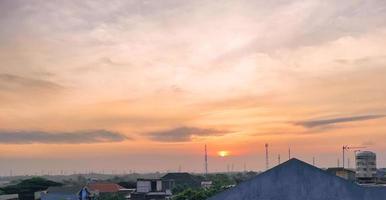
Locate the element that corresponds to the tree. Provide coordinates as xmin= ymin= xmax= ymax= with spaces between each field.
xmin=172 ymin=185 xmax=225 ymax=200
xmin=171 ymin=172 xmax=260 ymax=200
xmin=1 ymin=177 xmax=62 ymax=200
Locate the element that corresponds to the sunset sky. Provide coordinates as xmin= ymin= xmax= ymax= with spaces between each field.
xmin=1 ymin=0 xmax=386 ymax=175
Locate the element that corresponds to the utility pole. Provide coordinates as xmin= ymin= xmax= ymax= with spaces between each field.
xmin=348 ymin=158 xmax=350 ymax=169
xmin=204 ymin=144 xmax=208 ymax=176
xmin=265 ymin=143 xmax=269 ymax=170
xmin=288 ymin=147 xmax=291 ymax=160
xmin=278 ymin=154 xmax=281 ymax=165
xmin=342 ymin=145 xmax=346 ymax=168
xmin=312 ymin=157 xmax=315 ymax=166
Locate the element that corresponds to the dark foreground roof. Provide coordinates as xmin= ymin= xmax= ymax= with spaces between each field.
xmin=209 ymin=158 xmax=386 ymax=200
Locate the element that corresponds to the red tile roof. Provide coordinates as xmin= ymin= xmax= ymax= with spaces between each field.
xmin=88 ymin=183 xmax=125 ymax=193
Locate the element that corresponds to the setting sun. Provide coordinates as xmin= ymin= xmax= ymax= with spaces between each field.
xmin=218 ymin=150 xmax=230 ymax=157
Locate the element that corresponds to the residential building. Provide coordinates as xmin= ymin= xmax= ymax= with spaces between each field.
xmin=88 ymin=182 xmax=124 ymax=194
xmin=87 ymin=182 xmax=132 ymax=199
xmin=209 ymin=158 xmax=386 ymax=200
xmin=131 ymin=179 xmax=172 ymax=200
xmin=41 ymin=185 xmax=92 ymax=200
xmin=326 ymin=167 xmax=356 ymax=182
xmin=161 ymin=173 xmax=201 ymax=189
xmin=356 ymin=151 xmax=377 ymax=183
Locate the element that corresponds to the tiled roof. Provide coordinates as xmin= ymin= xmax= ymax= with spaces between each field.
xmin=87 ymin=183 xmax=125 ymax=193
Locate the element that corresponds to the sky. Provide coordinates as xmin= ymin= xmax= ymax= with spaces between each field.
xmin=1 ymin=0 xmax=386 ymax=175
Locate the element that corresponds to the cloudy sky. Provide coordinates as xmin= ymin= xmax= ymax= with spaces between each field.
xmin=1 ymin=0 xmax=386 ymax=175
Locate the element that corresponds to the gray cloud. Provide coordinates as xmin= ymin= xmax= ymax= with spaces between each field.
xmin=147 ymin=126 xmax=228 ymax=142
xmin=335 ymin=55 xmax=386 ymax=67
xmin=0 ymin=73 xmax=63 ymax=92
xmin=0 ymin=129 xmax=129 ymax=144
xmin=362 ymin=141 xmax=376 ymax=146
xmin=294 ymin=115 xmax=386 ymax=128
xmin=0 ymin=73 xmax=65 ymax=105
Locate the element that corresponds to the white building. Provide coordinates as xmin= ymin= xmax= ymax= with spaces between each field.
xmin=131 ymin=179 xmax=173 ymax=200
xmin=356 ymin=151 xmax=377 ymax=179
xmin=136 ymin=179 xmax=163 ymax=193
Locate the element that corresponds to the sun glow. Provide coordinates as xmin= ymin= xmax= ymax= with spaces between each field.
xmin=218 ymin=150 xmax=230 ymax=157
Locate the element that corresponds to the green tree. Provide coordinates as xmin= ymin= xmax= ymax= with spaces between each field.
xmin=171 ymin=172 xmax=259 ymax=200
xmin=172 ymin=185 xmax=225 ymax=200
xmin=1 ymin=177 xmax=62 ymax=200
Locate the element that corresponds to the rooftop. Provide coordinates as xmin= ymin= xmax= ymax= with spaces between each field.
xmin=209 ymin=158 xmax=386 ymax=200
xmin=162 ymin=172 xmax=201 ymax=187
xmin=46 ymin=185 xmax=86 ymax=194
xmin=87 ymin=182 xmax=125 ymax=193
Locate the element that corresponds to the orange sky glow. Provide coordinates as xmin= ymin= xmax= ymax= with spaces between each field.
xmin=0 ymin=0 xmax=386 ymax=175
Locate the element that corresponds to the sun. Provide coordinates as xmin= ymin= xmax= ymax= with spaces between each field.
xmin=218 ymin=150 xmax=230 ymax=157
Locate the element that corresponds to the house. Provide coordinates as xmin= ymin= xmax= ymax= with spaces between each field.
xmin=356 ymin=151 xmax=377 ymax=183
xmin=87 ymin=182 xmax=124 ymax=194
xmin=209 ymin=158 xmax=386 ymax=200
xmin=326 ymin=167 xmax=356 ymax=182
xmin=41 ymin=185 xmax=92 ymax=200
xmin=161 ymin=173 xmax=201 ymax=189
xmin=130 ymin=179 xmax=173 ymax=200
xmin=87 ymin=182 xmax=132 ymax=198
xmin=0 ymin=194 xmax=19 ymax=200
